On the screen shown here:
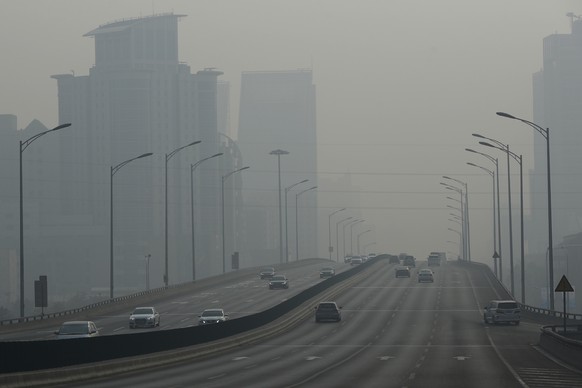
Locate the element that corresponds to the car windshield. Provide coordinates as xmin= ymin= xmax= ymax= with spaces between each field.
xmin=202 ymin=310 xmax=223 ymax=317
xmin=59 ymin=323 xmax=89 ymax=334
xmin=321 ymin=268 xmax=332 ymax=271
xmin=272 ymin=275 xmax=286 ymax=280
xmin=498 ymin=302 xmax=518 ymax=309
xmin=133 ymin=308 xmax=154 ymax=315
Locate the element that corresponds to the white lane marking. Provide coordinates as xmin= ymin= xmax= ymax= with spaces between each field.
xmin=232 ymin=356 xmax=248 ymax=361
xmin=207 ymin=374 xmax=226 ymax=380
xmin=379 ymin=356 xmax=396 ymax=361
xmin=453 ymin=356 xmax=471 ymax=361
xmin=305 ymin=356 xmax=321 ymax=361
xmin=113 ymin=327 xmax=125 ymax=332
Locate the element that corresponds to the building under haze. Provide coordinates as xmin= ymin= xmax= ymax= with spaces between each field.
xmin=238 ymin=70 xmax=318 ymax=265
xmin=528 ymin=17 xmax=582 ymax=311
xmin=35 ymin=13 xmax=236 ymax=308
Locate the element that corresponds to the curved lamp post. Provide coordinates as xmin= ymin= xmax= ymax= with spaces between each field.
xmin=270 ymin=149 xmax=289 ymax=263
xmin=328 ymin=208 xmax=346 ymax=260
xmin=357 ymin=229 xmax=372 ymax=255
xmin=285 ymin=179 xmax=309 ymax=262
xmin=295 ymin=186 xmax=317 ymax=260
xmin=165 ymin=140 xmax=201 ymax=287
xmin=110 ymin=152 xmax=153 ymax=299
xmin=344 ymin=219 xmax=360 ymax=258
xmin=443 ymin=176 xmax=471 ymax=262
xmin=350 ymin=220 xmax=365 ymax=256
xmin=467 ymin=161 xmax=498 ymax=277
xmin=443 ymin=182 xmax=466 ymax=261
xmin=336 ymin=216 xmax=353 ymax=262
xmin=466 ymin=148 xmax=502 ymax=282
xmin=19 ymin=123 xmax=71 ymax=317
xmin=222 ymin=166 xmax=250 ymax=273
xmin=480 ymin=140 xmax=525 ymax=303
xmin=497 ymin=111 xmax=554 ymax=310
xmin=191 ymin=153 xmax=223 ymax=281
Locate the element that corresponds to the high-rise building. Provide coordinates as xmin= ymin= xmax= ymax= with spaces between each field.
xmin=50 ymin=13 xmax=228 ymax=294
xmin=530 ymin=17 xmax=582 ymax=310
xmin=237 ymin=70 xmax=317 ymax=265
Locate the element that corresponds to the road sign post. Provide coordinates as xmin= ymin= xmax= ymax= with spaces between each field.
xmin=555 ymin=275 xmax=574 ymax=334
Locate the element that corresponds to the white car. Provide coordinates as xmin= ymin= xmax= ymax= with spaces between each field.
xmin=483 ymin=300 xmax=520 ymax=325
xmin=129 ymin=306 xmax=160 ymax=328
xmin=199 ymin=308 xmax=229 ymax=325
xmin=417 ymin=268 xmax=434 ymax=283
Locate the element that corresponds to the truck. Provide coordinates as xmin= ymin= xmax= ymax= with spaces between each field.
xmin=428 ymin=252 xmax=446 ymax=266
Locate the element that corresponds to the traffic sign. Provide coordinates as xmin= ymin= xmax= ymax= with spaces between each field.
xmin=555 ymin=275 xmax=574 ymax=292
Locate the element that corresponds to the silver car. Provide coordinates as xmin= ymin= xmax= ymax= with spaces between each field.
xmin=483 ymin=300 xmax=520 ymax=325
xmin=199 ymin=308 xmax=228 ymax=325
xmin=54 ymin=321 xmax=99 ymax=339
xmin=129 ymin=306 xmax=160 ymax=328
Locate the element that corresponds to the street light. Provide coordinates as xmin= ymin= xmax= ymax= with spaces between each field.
xmin=344 ymin=219 xmax=360 ymax=258
xmin=350 ymin=220 xmax=365 ymax=255
xmin=357 ymin=229 xmax=372 ymax=255
xmin=19 ymin=122 xmax=71 ymax=317
xmin=110 ymin=152 xmax=153 ymax=299
xmin=270 ymin=149 xmax=289 ymax=263
xmin=285 ymin=179 xmax=309 ymax=262
xmin=443 ymin=176 xmax=471 ymax=262
xmin=480 ymin=141 xmax=525 ymax=303
xmin=222 ymin=166 xmax=250 ymax=273
xmin=466 ymin=148 xmax=502 ymax=283
xmin=295 ymin=186 xmax=317 ymax=260
xmin=165 ymin=140 xmax=201 ymax=287
xmin=467 ymin=161 xmax=498 ymax=277
xmin=191 ymin=153 xmax=223 ymax=281
xmin=443 ymin=182 xmax=465 ymax=261
xmin=336 ymin=216 xmax=353 ymax=262
xmin=474 ymin=132 xmax=515 ymax=292
xmin=328 ymin=208 xmax=346 ymax=260
xmin=145 ymin=254 xmax=151 ymax=291
xmin=497 ymin=111 xmax=554 ymax=310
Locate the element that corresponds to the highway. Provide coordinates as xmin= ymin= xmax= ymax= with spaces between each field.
xmin=0 ymin=259 xmax=351 ymax=341
xmin=51 ymin=259 xmax=582 ymax=388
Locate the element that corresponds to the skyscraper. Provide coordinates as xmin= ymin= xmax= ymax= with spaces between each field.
xmin=530 ymin=17 xmax=582 ymax=310
xmin=51 ymin=13 xmax=226 ymax=292
xmin=238 ymin=70 xmax=317 ymax=265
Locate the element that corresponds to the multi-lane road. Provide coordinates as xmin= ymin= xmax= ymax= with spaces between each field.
xmin=3 ymin=258 xmax=582 ymax=387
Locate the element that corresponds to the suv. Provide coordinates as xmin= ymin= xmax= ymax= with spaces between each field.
xmin=483 ymin=300 xmax=520 ymax=325
xmin=315 ymin=301 xmax=342 ymax=322
xmin=395 ymin=266 xmax=411 ymax=278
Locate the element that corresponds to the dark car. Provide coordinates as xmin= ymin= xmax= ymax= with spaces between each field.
xmin=315 ymin=301 xmax=342 ymax=322
xmin=259 ymin=267 xmax=276 ymax=279
xmin=269 ymin=275 xmax=289 ymax=289
xmin=320 ymin=267 xmax=336 ymax=278
xmin=395 ymin=266 xmax=411 ymax=278
xmin=54 ymin=321 xmax=99 ymax=339
xmin=403 ymin=255 xmax=416 ymax=267
xmin=388 ymin=255 xmax=400 ymax=264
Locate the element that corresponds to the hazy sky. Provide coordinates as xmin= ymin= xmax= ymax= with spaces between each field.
xmin=1 ymin=0 xmax=579 ymax=262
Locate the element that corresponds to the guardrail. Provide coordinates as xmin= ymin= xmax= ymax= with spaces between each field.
xmin=0 ymin=283 xmax=183 ymax=326
xmin=539 ymin=325 xmax=582 ymax=370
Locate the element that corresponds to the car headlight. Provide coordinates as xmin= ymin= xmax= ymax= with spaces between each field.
xmin=129 ymin=317 xmax=135 ymax=321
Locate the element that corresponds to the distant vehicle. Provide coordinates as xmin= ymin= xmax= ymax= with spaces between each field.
xmin=428 ymin=252 xmax=445 ymax=266
xmin=129 ymin=306 xmax=160 ymax=328
xmin=388 ymin=255 xmax=400 ymax=264
xmin=199 ymin=308 xmax=228 ymax=325
xmin=259 ymin=267 xmax=276 ymax=279
xmin=315 ymin=301 xmax=342 ymax=322
xmin=395 ymin=266 xmax=411 ymax=278
xmin=344 ymin=256 xmax=352 ymax=263
xmin=483 ymin=300 xmax=520 ymax=325
xmin=368 ymin=253 xmax=376 ymax=258
xmin=403 ymin=255 xmax=416 ymax=267
xmin=417 ymin=268 xmax=434 ymax=283
xmin=269 ymin=275 xmax=289 ymax=289
xmin=54 ymin=321 xmax=99 ymax=339
xmin=350 ymin=257 xmax=363 ymax=265
xmin=320 ymin=267 xmax=336 ymax=278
